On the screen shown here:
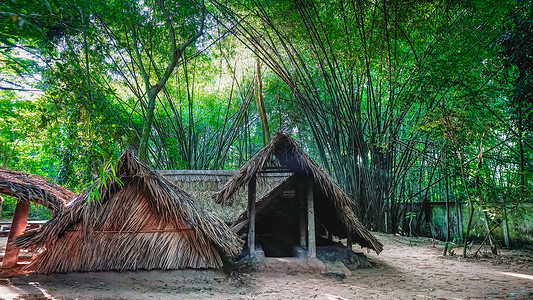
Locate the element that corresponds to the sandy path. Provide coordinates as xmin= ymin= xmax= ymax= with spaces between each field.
xmin=1 ymin=233 xmax=532 ymax=299
xmin=243 ymin=233 xmax=533 ymax=299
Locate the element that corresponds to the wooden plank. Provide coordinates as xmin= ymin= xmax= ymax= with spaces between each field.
xmin=0 ymin=220 xmax=47 ymax=226
xmin=0 ymin=220 xmax=46 ymax=234
xmin=248 ymin=175 xmax=257 ymax=256
xmin=307 ymin=179 xmax=316 ymax=258
xmin=258 ymin=169 xmax=292 ymax=174
xmin=157 ymin=169 xmax=236 ymax=176
xmin=157 ymin=170 xmax=236 ymax=183
xmin=3 ymin=200 xmax=30 ymax=268
xmin=157 ymin=169 xmax=290 ymax=179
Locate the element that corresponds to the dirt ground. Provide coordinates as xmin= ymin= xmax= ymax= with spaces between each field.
xmin=1 ymin=233 xmax=532 ymax=299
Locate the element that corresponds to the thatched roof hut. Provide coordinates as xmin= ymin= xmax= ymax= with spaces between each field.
xmin=15 ymin=151 xmax=243 ymax=273
xmin=214 ymin=132 xmax=383 ymax=255
xmin=0 ymin=168 xmax=74 ymax=213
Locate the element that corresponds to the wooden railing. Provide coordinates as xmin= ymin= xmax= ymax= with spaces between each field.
xmin=0 ymin=220 xmax=47 ymax=237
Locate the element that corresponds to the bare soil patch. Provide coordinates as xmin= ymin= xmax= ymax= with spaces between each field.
xmin=1 ymin=233 xmax=532 ymax=299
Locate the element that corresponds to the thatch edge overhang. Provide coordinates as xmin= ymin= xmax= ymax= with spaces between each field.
xmin=0 ymin=168 xmax=74 ymax=213
xmin=214 ymin=132 xmax=383 ymax=254
xmin=15 ymin=150 xmax=244 ymax=259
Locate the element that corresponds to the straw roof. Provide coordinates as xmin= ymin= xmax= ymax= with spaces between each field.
xmin=15 ymin=151 xmax=243 ymax=273
xmin=214 ymin=132 xmax=383 ymax=254
xmin=0 ymin=168 xmax=74 ymax=212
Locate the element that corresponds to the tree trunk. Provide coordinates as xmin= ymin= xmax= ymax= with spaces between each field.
xmin=139 ymin=89 xmax=157 ymax=162
xmin=254 ymin=58 xmax=270 ymax=144
xmin=444 ymin=164 xmax=451 ymax=255
xmin=502 ymin=196 xmax=510 ymax=247
xmin=135 ymin=1 xmax=205 ymax=163
xmin=463 ymin=201 xmax=475 ymax=258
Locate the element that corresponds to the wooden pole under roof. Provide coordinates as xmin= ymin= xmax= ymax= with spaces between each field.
xmin=248 ymin=175 xmax=256 ymax=256
xmin=299 ymin=187 xmax=307 ymax=247
xmin=307 ymin=178 xmax=316 ymax=258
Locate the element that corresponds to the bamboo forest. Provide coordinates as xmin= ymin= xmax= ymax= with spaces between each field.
xmin=0 ymin=0 xmax=532 ymax=298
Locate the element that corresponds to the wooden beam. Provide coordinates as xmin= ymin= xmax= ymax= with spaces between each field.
xmin=3 ymin=200 xmax=30 ymax=268
xmin=307 ymin=179 xmax=316 ymax=258
xmin=247 ymin=175 xmax=257 ymax=256
xmin=257 ymin=169 xmax=292 ymax=174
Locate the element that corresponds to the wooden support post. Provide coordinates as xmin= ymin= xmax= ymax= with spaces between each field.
xmin=307 ymin=179 xmax=316 ymax=259
xmin=248 ymin=175 xmax=256 ymax=257
xmin=299 ymin=189 xmax=307 ymax=247
xmin=346 ymin=232 xmax=353 ymax=250
xmin=3 ymin=200 xmax=30 ymax=268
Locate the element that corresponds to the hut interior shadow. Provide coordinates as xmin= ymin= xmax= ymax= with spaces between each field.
xmin=239 ymin=176 xmax=348 ymax=258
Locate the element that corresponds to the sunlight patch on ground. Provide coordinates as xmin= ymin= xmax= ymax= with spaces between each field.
xmin=0 ymin=285 xmax=23 ymax=299
xmin=500 ymin=271 xmax=533 ymax=280
xmin=29 ymin=281 xmax=54 ymax=299
xmin=322 ymin=293 xmax=347 ymax=300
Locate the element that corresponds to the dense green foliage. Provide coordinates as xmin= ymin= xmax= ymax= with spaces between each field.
xmin=1 ymin=0 xmax=532 ymax=251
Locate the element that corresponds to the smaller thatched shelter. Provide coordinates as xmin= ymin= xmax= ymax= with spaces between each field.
xmin=1 ymin=168 xmax=74 ymax=268
xmin=214 ymin=132 xmax=383 ymax=258
xmin=0 ymin=168 xmax=74 ymax=213
xmin=15 ymin=151 xmax=243 ymax=273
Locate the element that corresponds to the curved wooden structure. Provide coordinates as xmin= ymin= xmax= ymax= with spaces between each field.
xmin=0 ymin=168 xmax=74 ymax=213
xmin=0 ymin=168 xmax=73 ymax=268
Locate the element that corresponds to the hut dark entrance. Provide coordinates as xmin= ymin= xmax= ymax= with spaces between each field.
xmin=0 ymin=168 xmax=72 ymax=268
xmin=231 ymin=175 xmax=338 ymax=258
xmin=214 ymin=133 xmax=383 ymax=259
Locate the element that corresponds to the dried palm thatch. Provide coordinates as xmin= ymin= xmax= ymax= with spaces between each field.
xmin=15 ymin=151 xmax=243 ymax=273
xmin=0 ymin=168 xmax=74 ymax=213
xmin=214 ymin=132 xmax=383 ymax=254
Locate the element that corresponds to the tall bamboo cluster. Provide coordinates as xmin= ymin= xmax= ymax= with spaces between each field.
xmin=211 ymin=0 xmax=509 ymax=233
